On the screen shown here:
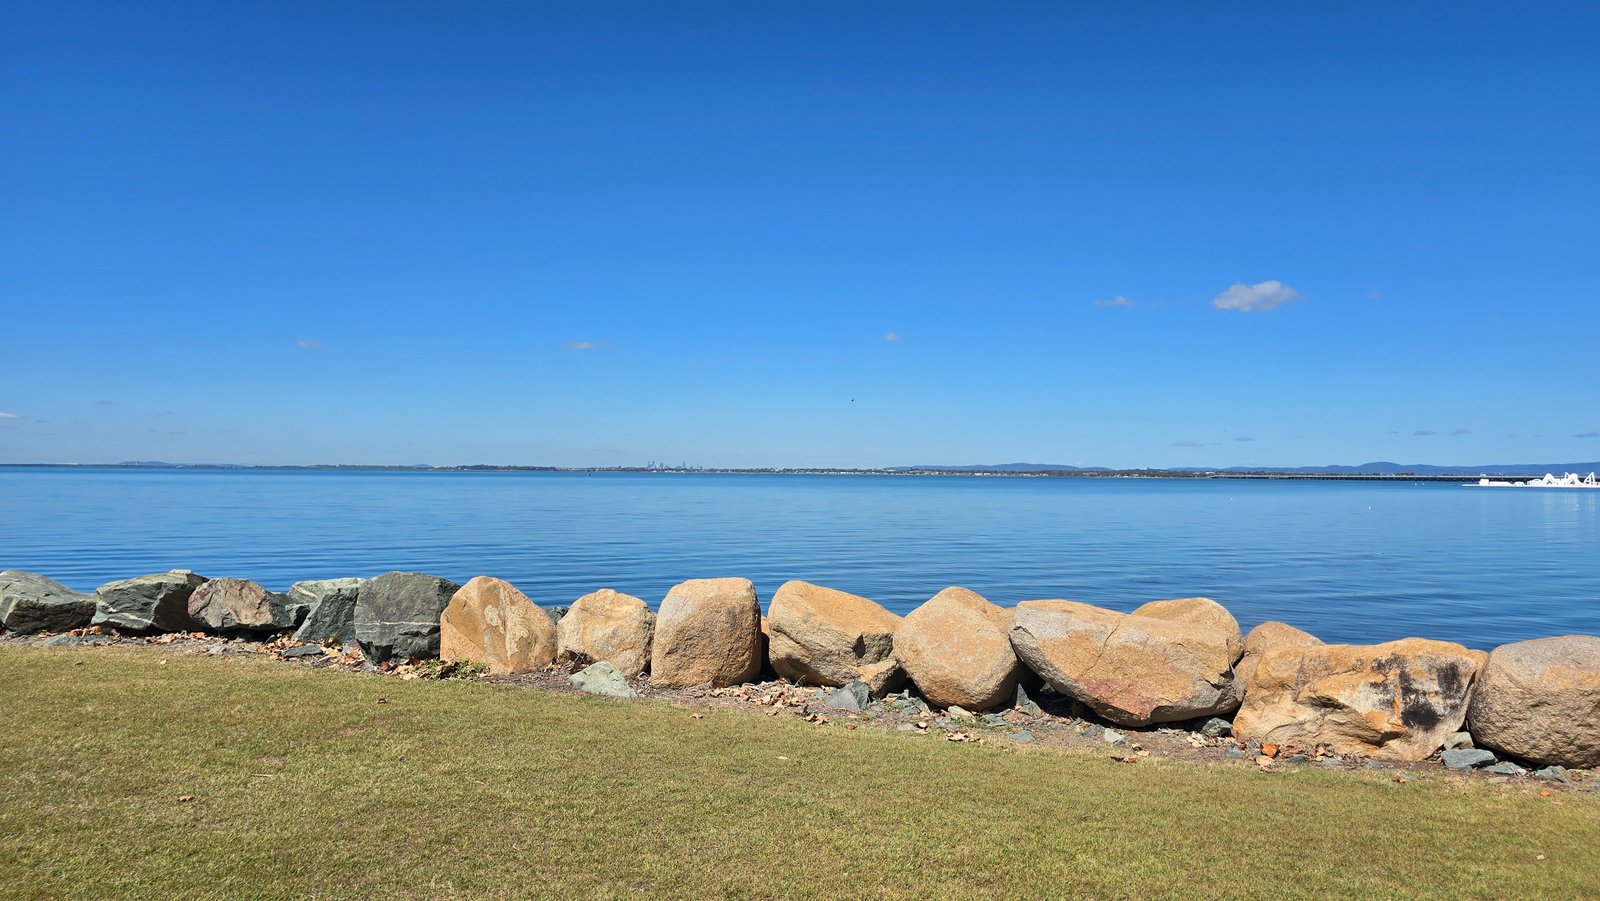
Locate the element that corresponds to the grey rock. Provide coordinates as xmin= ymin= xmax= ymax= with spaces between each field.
xmin=1225 ymin=747 xmax=1245 ymax=759
xmin=1009 ymin=730 xmax=1036 ymax=743
xmin=982 ymin=713 xmax=1008 ymax=727
xmin=188 ymin=578 xmax=299 ymax=634
xmin=1102 ymin=728 xmax=1127 ymax=746
xmin=281 ymin=644 xmax=328 ymax=659
xmin=289 ymin=578 xmax=366 ymax=644
xmin=933 ymin=716 xmax=956 ymax=730
xmin=1283 ymin=754 xmax=1310 ymax=765
xmin=1533 ymin=765 xmax=1571 ymax=784
xmin=543 ymin=605 xmax=571 ymax=625
xmin=1485 ymin=762 xmax=1527 ymax=776
xmin=1441 ymin=748 xmax=1497 ymax=770
xmin=33 ymin=633 xmax=84 ymax=649
xmin=570 ymin=660 xmax=636 ymax=699
xmin=1319 ymin=757 xmax=1342 ymax=767
xmin=92 ymin=570 xmax=208 ymax=632
xmin=825 ymin=681 xmax=870 ymax=712
xmin=1199 ymin=717 xmax=1233 ymax=739
xmin=0 ymin=571 xmax=96 ymax=634
xmin=1012 ymin=683 xmax=1044 ymax=716
xmin=206 ymin=645 xmax=235 ymax=656
xmin=946 ymin=705 xmax=974 ymax=719
xmin=352 ymin=571 xmax=460 ymax=663
xmin=1443 ymin=731 xmax=1474 ymax=750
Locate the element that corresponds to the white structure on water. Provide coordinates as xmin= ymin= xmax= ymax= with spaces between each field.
xmin=1476 ymin=472 xmax=1599 ymax=488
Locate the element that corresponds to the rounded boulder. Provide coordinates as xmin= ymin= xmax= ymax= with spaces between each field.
xmin=441 ymin=576 xmax=557 ymax=675
xmin=1235 ymin=620 xmax=1324 ymax=696
xmin=1467 ymin=635 xmax=1600 ymax=769
xmin=893 ymin=587 xmax=1020 ymax=712
xmin=557 ymin=588 xmax=656 ymax=678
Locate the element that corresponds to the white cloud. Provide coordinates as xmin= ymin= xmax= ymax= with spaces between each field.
xmin=883 ymin=331 xmax=900 ymax=342
xmin=1170 ymin=440 xmax=1203 ymax=448
xmin=1234 ymin=436 xmax=1254 ymax=442
xmin=564 ymin=340 xmax=598 ymax=351
xmin=1211 ymin=280 xmax=1303 ymax=313
xmin=0 ymin=412 xmax=19 ymax=419
xmin=295 ymin=339 xmax=322 ymax=350
xmin=1094 ymin=296 xmax=1135 ymax=309
xmin=1414 ymin=430 xmax=1436 ymax=437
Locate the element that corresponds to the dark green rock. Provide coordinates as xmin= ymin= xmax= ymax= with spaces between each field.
xmin=825 ymin=681 xmax=870 ymax=711
xmin=289 ymin=578 xmax=366 ymax=643
xmin=0 ymin=571 xmax=96 ymax=634
xmin=91 ymin=570 xmax=207 ymax=632
xmin=352 ymin=571 xmax=459 ymax=663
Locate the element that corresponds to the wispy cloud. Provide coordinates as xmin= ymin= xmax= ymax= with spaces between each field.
xmin=883 ymin=331 xmax=900 ymax=342
xmin=1094 ymin=296 xmax=1135 ymax=309
xmin=295 ymin=339 xmax=322 ymax=350
xmin=1414 ymin=430 xmax=1436 ymax=437
xmin=564 ymin=340 xmax=599 ymax=351
xmin=1212 ymin=280 xmax=1303 ymax=313
xmin=0 ymin=412 xmax=19 ymax=420
xmin=1449 ymin=428 xmax=1471 ymax=436
xmin=1234 ymin=436 xmax=1254 ymax=442
xmin=1170 ymin=440 xmax=1203 ymax=448
xmin=1575 ymin=431 xmax=1600 ymax=439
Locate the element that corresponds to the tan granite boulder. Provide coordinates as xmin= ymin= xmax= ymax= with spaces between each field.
xmin=557 ymin=588 xmax=655 ymax=678
xmin=1009 ymin=599 xmax=1244 ymax=727
xmin=1235 ymin=620 xmax=1324 ymax=695
xmin=767 ymin=580 xmax=903 ymax=696
xmin=440 ymin=576 xmax=557 ymax=675
xmin=1467 ymin=635 xmax=1600 ymax=768
xmin=650 ymin=578 xmax=762 ymax=689
xmin=893 ymin=587 xmax=1020 ymax=711
xmin=1233 ymin=637 xmax=1482 ymax=760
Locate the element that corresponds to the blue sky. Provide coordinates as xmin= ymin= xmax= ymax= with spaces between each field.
xmin=3 ymin=2 xmax=1597 ymax=467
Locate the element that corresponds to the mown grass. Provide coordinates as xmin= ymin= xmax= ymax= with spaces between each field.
xmin=2 ymin=646 xmax=1598 ymax=899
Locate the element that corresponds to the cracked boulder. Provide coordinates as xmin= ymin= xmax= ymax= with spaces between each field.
xmin=767 ymin=580 xmax=904 ymax=697
xmin=0 ymin=571 xmax=96 ymax=634
xmin=92 ymin=570 xmax=208 ymax=632
xmin=893 ymin=587 xmax=1021 ymax=712
xmin=1009 ymin=598 xmax=1245 ymax=727
xmin=1233 ymin=637 xmax=1484 ymax=761
xmin=353 ymin=571 xmax=461 ymax=663
xmin=440 ymin=576 xmax=557 ymax=675
xmin=289 ymin=578 xmax=366 ymax=644
xmin=1467 ymin=635 xmax=1600 ymax=769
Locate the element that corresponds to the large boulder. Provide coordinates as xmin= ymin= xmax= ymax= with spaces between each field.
xmin=1233 ymin=638 xmax=1483 ymax=761
xmin=289 ymin=578 xmax=366 ymax=644
xmin=650 ymin=578 xmax=762 ymax=689
xmin=0 ymin=571 xmax=96 ymax=634
xmin=352 ymin=571 xmax=461 ymax=663
xmin=1467 ymin=636 xmax=1600 ymax=769
xmin=557 ymin=588 xmax=656 ymax=678
xmin=893 ymin=587 xmax=1021 ymax=712
xmin=92 ymin=570 xmax=208 ymax=632
xmin=1235 ymin=621 xmax=1324 ymax=694
xmin=767 ymin=580 xmax=904 ymax=696
xmin=440 ymin=576 xmax=557 ymax=675
xmin=187 ymin=578 xmax=300 ymax=634
xmin=1009 ymin=598 xmax=1244 ymax=727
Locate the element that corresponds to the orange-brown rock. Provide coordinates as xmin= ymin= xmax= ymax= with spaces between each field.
xmin=1233 ymin=637 xmax=1482 ymax=760
xmin=440 ymin=576 xmax=557 ymax=675
xmin=767 ymin=580 xmax=903 ymax=696
xmin=1009 ymin=599 xmax=1244 ymax=726
xmin=650 ymin=578 xmax=762 ymax=689
xmin=893 ymin=587 xmax=1020 ymax=711
xmin=556 ymin=588 xmax=655 ymax=678
xmin=1467 ymin=635 xmax=1600 ymax=768
xmin=1235 ymin=620 xmax=1324 ymax=695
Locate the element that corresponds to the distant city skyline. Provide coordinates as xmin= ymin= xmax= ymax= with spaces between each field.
xmin=4 ymin=3 xmax=1596 ymax=468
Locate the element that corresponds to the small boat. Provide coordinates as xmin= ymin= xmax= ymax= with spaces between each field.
xmin=1475 ymin=472 xmax=1599 ymax=488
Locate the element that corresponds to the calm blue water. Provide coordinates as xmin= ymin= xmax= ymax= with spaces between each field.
xmin=1 ymin=466 xmax=1595 ymax=650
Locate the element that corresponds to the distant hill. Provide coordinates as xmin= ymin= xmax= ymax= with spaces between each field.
xmin=892 ymin=463 xmax=1112 ymax=472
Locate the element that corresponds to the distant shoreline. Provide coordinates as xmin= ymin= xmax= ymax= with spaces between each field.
xmin=2 ymin=462 xmax=1587 ymax=482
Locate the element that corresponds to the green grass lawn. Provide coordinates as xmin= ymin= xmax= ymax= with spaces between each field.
xmin=2 ymin=646 xmax=1598 ymax=899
